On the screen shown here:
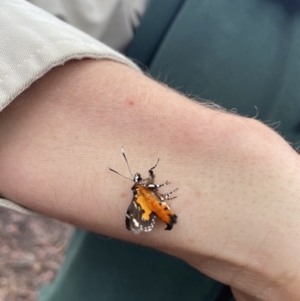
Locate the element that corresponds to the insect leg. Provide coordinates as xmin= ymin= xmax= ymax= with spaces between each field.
xmin=147 ymin=180 xmax=170 ymax=189
xmin=164 ymin=188 xmax=178 ymax=200
xmin=149 ymin=158 xmax=160 ymax=171
xmin=148 ymin=158 xmax=159 ymax=179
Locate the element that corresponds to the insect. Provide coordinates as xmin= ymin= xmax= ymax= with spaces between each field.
xmin=109 ymin=147 xmax=178 ymax=234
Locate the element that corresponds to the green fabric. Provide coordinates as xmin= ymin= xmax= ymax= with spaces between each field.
xmin=125 ymin=0 xmax=186 ymax=67
xmin=143 ymin=0 xmax=300 ymax=143
xmin=40 ymin=229 xmax=224 ymax=301
xmin=40 ymin=0 xmax=300 ymax=300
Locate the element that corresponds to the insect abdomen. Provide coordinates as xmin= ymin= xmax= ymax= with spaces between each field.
xmin=149 ymin=200 xmax=177 ymax=230
xmin=137 ymin=185 xmax=177 ymax=230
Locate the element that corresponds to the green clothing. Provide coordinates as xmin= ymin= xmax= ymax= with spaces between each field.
xmin=40 ymin=0 xmax=300 ymax=300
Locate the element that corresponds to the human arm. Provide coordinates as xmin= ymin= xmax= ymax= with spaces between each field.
xmin=2 ymin=1 xmax=300 ymax=299
xmin=1 ymin=59 xmax=300 ymax=300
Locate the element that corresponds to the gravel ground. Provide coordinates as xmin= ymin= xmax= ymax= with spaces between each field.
xmin=0 ymin=208 xmax=72 ymax=301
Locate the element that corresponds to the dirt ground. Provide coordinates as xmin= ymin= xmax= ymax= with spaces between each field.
xmin=0 ymin=208 xmax=72 ymax=301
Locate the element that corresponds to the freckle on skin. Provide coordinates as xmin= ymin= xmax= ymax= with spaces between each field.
xmin=128 ymin=101 xmax=134 ymax=106
xmin=120 ymin=193 xmax=127 ymax=198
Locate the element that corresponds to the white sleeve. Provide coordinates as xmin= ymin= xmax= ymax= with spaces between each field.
xmin=28 ymin=0 xmax=149 ymax=51
xmin=0 ymin=0 xmax=141 ymax=214
xmin=0 ymin=0 xmax=140 ymax=112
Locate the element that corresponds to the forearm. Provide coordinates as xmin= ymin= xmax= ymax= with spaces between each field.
xmin=0 ymin=59 xmax=214 ymax=238
xmin=0 ymin=60 xmax=299 ymax=300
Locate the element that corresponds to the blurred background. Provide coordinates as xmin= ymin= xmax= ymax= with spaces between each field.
xmin=0 ymin=209 xmax=72 ymax=301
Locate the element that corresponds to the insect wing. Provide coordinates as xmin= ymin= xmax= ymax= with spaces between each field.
xmin=126 ymin=196 xmax=156 ymax=234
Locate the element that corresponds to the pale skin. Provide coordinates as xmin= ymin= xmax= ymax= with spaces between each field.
xmin=0 ymin=60 xmax=300 ymax=300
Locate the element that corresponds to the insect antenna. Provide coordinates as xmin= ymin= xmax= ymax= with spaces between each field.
xmin=121 ymin=146 xmax=134 ymax=178
xmin=108 ymin=147 xmax=134 ymax=181
xmin=108 ymin=167 xmax=132 ymax=181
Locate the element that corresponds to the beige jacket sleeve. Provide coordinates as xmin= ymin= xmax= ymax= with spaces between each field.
xmin=28 ymin=0 xmax=149 ymax=51
xmin=0 ymin=0 xmax=143 ymax=214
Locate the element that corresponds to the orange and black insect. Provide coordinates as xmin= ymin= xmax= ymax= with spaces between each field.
xmin=109 ymin=147 xmax=178 ymax=234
